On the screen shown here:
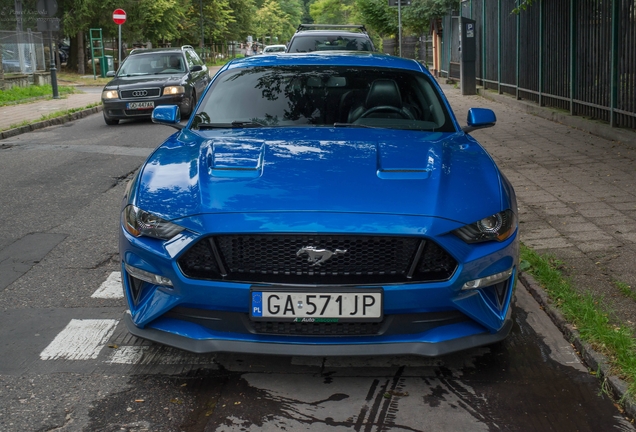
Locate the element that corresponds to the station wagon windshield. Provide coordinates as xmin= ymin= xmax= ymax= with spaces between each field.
xmin=118 ymin=53 xmax=186 ymax=76
xmin=192 ymin=66 xmax=455 ymax=132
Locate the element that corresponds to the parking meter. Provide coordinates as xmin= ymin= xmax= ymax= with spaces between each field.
xmin=460 ymin=17 xmax=477 ymax=95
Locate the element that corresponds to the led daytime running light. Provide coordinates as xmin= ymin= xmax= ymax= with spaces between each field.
xmin=125 ymin=263 xmax=173 ymax=286
xmin=462 ymin=268 xmax=513 ymax=290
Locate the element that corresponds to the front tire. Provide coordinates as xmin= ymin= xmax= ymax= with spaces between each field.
xmin=103 ymin=113 xmax=119 ymax=125
xmin=182 ymin=90 xmax=196 ymax=117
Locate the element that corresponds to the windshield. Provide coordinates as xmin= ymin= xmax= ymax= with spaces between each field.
xmin=192 ymin=66 xmax=455 ymax=132
xmin=118 ymin=53 xmax=186 ymax=76
xmin=288 ymin=35 xmax=374 ymax=53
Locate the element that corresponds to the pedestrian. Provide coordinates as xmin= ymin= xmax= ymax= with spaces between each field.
xmin=252 ymin=43 xmax=258 ymax=55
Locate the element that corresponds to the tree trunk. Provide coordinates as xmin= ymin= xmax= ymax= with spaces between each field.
xmin=77 ymin=31 xmax=85 ymax=74
xmin=68 ymin=33 xmax=78 ymax=72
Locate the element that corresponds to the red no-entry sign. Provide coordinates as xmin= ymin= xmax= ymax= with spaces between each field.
xmin=113 ymin=8 xmax=126 ymax=25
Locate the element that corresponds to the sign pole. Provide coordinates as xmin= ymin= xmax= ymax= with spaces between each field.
xmin=118 ymin=24 xmax=122 ymax=68
xmin=112 ymin=9 xmax=126 ymax=70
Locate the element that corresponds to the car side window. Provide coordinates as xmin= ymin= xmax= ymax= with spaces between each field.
xmin=185 ymin=49 xmax=203 ymax=67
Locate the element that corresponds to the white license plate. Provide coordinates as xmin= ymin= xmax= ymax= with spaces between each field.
xmin=126 ymin=101 xmax=154 ymax=110
xmin=251 ymin=290 xmax=382 ymax=321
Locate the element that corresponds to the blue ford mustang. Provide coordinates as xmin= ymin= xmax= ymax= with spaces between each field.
xmin=119 ymin=52 xmax=519 ymax=356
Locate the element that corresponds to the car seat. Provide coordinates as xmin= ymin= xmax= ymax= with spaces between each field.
xmin=348 ymin=79 xmax=414 ymax=122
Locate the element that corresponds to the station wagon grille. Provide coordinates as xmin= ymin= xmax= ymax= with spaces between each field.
xmin=120 ymin=88 xmax=161 ymax=99
xmin=177 ymin=235 xmax=458 ymax=284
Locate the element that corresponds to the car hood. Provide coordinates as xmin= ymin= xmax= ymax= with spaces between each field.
xmin=104 ymin=74 xmax=183 ymax=89
xmin=134 ymin=128 xmax=504 ymax=226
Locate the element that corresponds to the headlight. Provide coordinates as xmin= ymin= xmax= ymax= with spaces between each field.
xmin=122 ymin=205 xmax=184 ymax=240
xmin=163 ymin=86 xmax=185 ymax=95
xmin=102 ymin=90 xmax=119 ymax=99
xmin=453 ymin=209 xmax=517 ymax=243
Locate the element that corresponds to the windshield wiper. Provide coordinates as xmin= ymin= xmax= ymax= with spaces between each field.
xmin=333 ymin=122 xmax=380 ymax=129
xmin=197 ymin=121 xmax=265 ymax=129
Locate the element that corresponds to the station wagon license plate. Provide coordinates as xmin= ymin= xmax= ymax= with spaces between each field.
xmin=126 ymin=101 xmax=154 ymax=110
xmin=250 ymin=289 xmax=383 ymax=321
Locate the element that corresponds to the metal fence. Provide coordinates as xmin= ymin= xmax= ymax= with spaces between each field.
xmin=1 ymin=30 xmax=46 ymax=74
xmin=382 ymin=36 xmax=434 ymax=67
xmin=440 ymin=0 xmax=636 ymax=130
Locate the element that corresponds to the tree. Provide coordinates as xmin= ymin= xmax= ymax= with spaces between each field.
xmin=309 ymin=0 xmax=354 ymax=25
xmin=253 ymin=0 xmax=289 ymax=46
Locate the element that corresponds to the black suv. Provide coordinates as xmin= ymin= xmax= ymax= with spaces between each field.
xmin=286 ymin=24 xmax=375 ymax=53
xmin=101 ymin=45 xmax=210 ymax=125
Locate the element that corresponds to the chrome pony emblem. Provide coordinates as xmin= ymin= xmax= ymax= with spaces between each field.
xmin=297 ymin=246 xmax=347 ymax=267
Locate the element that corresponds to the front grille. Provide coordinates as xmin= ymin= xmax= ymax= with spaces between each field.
xmin=250 ymin=320 xmax=382 ymax=336
xmin=124 ymin=110 xmax=153 ymax=116
xmin=120 ymin=88 xmax=161 ymax=99
xmin=178 ymin=234 xmax=457 ymax=284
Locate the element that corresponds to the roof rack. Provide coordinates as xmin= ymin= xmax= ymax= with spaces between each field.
xmin=181 ymin=45 xmax=194 ymax=50
xmin=296 ymin=24 xmax=368 ymax=34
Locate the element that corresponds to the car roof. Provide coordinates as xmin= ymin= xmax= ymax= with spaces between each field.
xmin=224 ymin=52 xmax=426 ymax=74
xmin=292 ymin=30 xmax=370 ymax=37
xmin=294 ymin=24 xmax=368 ymax=34
xmin=129 ymin=46 xmax=192 ymax=56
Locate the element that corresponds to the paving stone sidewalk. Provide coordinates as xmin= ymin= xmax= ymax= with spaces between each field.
xmin=0 ymin=90 xmax=102 ymax=131
xmin=440 ymin=81 xmax=636 ymax=331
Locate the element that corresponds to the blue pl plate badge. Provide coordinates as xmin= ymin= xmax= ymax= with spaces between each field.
xmin=252 ymin=292 xmax=263 ymax=317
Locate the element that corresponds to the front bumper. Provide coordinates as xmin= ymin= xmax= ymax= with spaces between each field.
xmin=119 ymin=211 xmax=519 ymax=357
xmin=102 ymin=94 xmax=186 ymax=119
xmin=123 ymin=307 xmax=513 ymax=356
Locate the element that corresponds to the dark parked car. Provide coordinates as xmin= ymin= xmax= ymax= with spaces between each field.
xmin=118 ymin=51 xmax=519 ymax=357
xmin=286 ymin=24 xmax=375 ymax=53
xmin=101 ymin=45 xmax=210 ymax=125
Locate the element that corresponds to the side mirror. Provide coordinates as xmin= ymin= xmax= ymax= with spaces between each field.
xmin=190 ymin=65 xmax=203 ymax=72
xmin=106 ymin=70 xmax=116 ymax=77
xmin=152 ymin=105 xmax=183 ymax=130
xmin=462 ymin=108 xmax=496 ymax=133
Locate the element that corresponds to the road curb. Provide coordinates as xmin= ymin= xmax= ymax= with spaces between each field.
xmin=519 ymin=272 xmax=636 ymax=420
xmin=0 ymin=104 xmax=103 ymax=141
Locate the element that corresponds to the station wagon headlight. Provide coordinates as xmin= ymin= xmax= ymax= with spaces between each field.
xmin=453 ymin=209 xmax=517 ymax=243
xmin=102 ymin=90 xmax=119 ymax=99
xmin=163 ymin=86 xmax=185 ymax=95
xmin=122 ymin=205 xmax=184 ymax=240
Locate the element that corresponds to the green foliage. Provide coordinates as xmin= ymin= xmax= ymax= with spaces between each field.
xmin=355 ymin=0 xmax=395 ymax=36
xmin=310 ymin=0 xmax=354 ymax=25
xmin=355 ymin=0 xmax=454 ymax=37
xmin=512 ymin=0 xmax=535 ymax=14
xmin=254 ymin=0 xmax=290 ymax=45
xmin=226 ymin=0 xmax=258 ymax=41
xmin=0 ymin=85 xmax=75 ymax=106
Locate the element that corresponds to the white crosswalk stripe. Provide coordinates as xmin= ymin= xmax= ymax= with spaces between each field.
xmin=41 ymin=273 xmax=216 ymax=366
xmin=91 ymin=271 xmax=123 ymax=299
xmin=40 ymin=319 xmax=119 ymax=360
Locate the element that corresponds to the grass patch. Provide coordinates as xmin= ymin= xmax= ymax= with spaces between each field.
xmin=0 ymin=85 xmax=76 ymax=105
xmin=614 ymin=280 xmax=636 ymax=302
xmin=1 ymin=102 xmax=101 ymax=132
xmin=520 ymin=244 xmax=636 ymax=397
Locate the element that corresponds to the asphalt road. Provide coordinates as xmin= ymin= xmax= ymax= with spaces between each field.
xmin=0 ymin=113 xmax=633 ymax=431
